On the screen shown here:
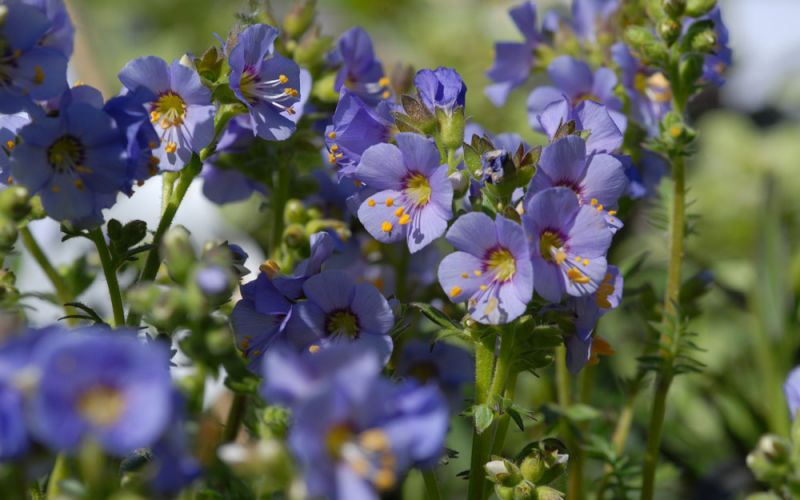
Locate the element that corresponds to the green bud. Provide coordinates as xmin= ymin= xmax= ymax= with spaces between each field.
xmin=0 ymin=268 xmax=18 ymax=303
xmin=663 ymin=0 xmax=686 ymax=18
xmin=495 ymin=485 xmax=516 ymax=500
xmin=438 ymin=107 xmax=466 ymax=152
xmin=218 ymin=438 xmax=292 ymax=482
xmin=534 ymin=486 xmax=565 ymax=500
xmin=747 ymin=434 xmax=791 ymax=485
xmin=28 ymin=195 xmax=45 ymax=220
xmin=485 ymin=458 xmax=522 ymax=486
xmin=685 ymin=0 xmax=716 ymax=17
xmin=283 ymin=0 xmax=316 ymax=39
xmin=658 ymin=18 xmax=681 ymax=46
xmin=520 ymin=454 xmax=546 ymax=483
xmin=0 ymin=186 xmax=30 ymax=221
xmin=0 ymin=216 xmax=18 ymax=252
xmin=311 ymin=72 xmax=340 ymax=103
xmin=294 ymin=34 xmax=334 ymax=71
xmin=681 ymin=20 xmax=717 ymax=54
xmin=306 ymin=207 xmax=323 ymax=221
xmin=195 ymin=46 xmax=223 ymax=83
xmin=283 ymin=223 xmax=308 ymax=250
xmin=624 ymin=26 xmax=668 ymax=65
xmin=205 ymin=326 xmax=234 ymax=355
xmin=513 ymin=480 xmax=537 ymax=500
xmin=399 ymin=95 xmax=436 ymax=134
xmin=449 ymin=171 xmax=469 ymax=198
xmin=162 ymin=225 xmax=196 ymax=284
xmin=284 ymin=199 xmax=308 ymax=225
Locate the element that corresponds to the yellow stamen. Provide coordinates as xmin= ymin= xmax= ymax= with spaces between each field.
xmin=360 ymin=429 xmax=390 ymax=451
xmin=51 ymin=185 xmax=60 ymax=193
xmin=608 ymin=210 xmax=617 ymax=216
xmin=381 ymin=221 xmax=393 ymax=232
xmin=74 ymin=179 xmax=84 ymax=190
xmin=33 ymin=66 xmax=45 ymax=85
xmin=394 ymin=207 xmax=404 ymax=217
xmin=480 ymin=285 xmax=488 ymax=291
xmin=473 ymin=270 xmax=482 ymax=277
xmin=75 ymin=165 xmax=93 ymax=174
xmin=373 ymin=470 xmax=396 ymax=491
xmin=461 ymin=273 xmax=469 ymax=279
xmin=449 ymin=286 xmax=462 ymax=298
xmin=567 ymin=268 xmax=591 ymax=284
xmin=259 ymin=259 xmax=281 ymax=278
xmin=367 ymin=198 xmax=376 ymax=207
xmin=385 ymin=197 xmax=394 ymax=207
xmin=381 ymin=90 xmax=391 ymax=99
xmin=582 ymin=258 xmax=589 ymax=266
xmin=398 ymin=214 xmax=411 ymax=225
xmin=308 ymin=344 xmax=321 ymax=353
xmin=590 ymin=198 xmax=598 ymax=206
xmin=330 ymin=144 xmax=339 ymax=152
xmin=378 ymin=77 xmax=390 ymax=87
xmin=278 ymin=74 xmax=289 ymax=84
xmin=164 ymin=142 xmax=178 ymax=154
xmin=328 ymin=131 xmax=337 ymax=139
xmin=555 ymin=251 xmax=567 ymax=265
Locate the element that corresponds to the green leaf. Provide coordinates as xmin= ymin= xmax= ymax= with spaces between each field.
xmin=409 ymin=302 xmax=462 ymax=331
xmin=474 ymin=404 xmax=494 ymax=435
xmin=507 ymin=407 xmax=525 ymax=431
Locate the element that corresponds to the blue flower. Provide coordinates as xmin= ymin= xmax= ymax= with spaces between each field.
xmin=785 ymin=366 xmax=800 ymax=419
xmin=200 ymin=117 xmax=267 ymax=204
xmin=438 ymin=212 xmax=533 ymax=324
xmin=325 ymin=88 xmax=393 ymax=179
xmin=527 ymin=56 xmax=626 ymax=135
xmin=103 ymin=87 xmax=160 ymax=192
xmin=535 ymin=97 xmax=623 ymax=154
xmin=527 ymin=135 xmax=627 ymax=232
xmin=286 ymin=269 xmax=394 ymax=363
xmin=9 ymin=86 xmax=130 ymax=226
xmin=414 ymin=67 xmax=466 ymax=115
xmin=273 ymin=231 xmax=336 ymax=300
xmin=21 ymin=0 xmax=75 ymax=57
xmin=565 ymin=265 xmax=623 ymax=373
xmin=522 ymin=187 xmax=613 ymax=303
xmin=289 ymin=372 xmax=447 ymax=498
xmin=0 ymin=112 xmax=30 ymax=184
xmin=330 ymin=27 xmax=392 ymax=104
xmin=686 ymin=7 xmax=731 ymax=86
xmin=29 ymin=328 xmax=173 ymax=456
xmin=355 ymin=133 xmax=453 ymax=253
xmin=571 ymin=0 xmax=619 ymax=42
xmin=226 ymin=24 xmax=301 ymax=141
xmin=396 ymin=340 xmax=473 ymax=410
xmin=486 ymin=1 xmax=544 ymax=106
xmin=612 ymin=43 xmax=671 ymax=137
xmin=146 ymin=393 xmax=202 ymax=494
xmin=0 ymin=1 xmax=69 ymax=112
xmin=118 ymin=56 xmax=215 ymax=171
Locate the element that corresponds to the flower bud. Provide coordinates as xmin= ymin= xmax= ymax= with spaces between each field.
xmin=534 ymin=485 xmax=565 ymax=500
xmin=283 ymin=0 xmax=316 ymax=39
xmin=624 ymin=26 xmax=668 ymax=65
xmin=438 ymin=107 xmax=466 ymax=152
xmin=663 ymin=0 xmax=686 ymax=18
xmin=685 ymin=0 xmax=716 ymax=17
xmin=0 ymin=268 xmax=18 ymax=303
xmin=162 ymin=226 xmax=196 ymax=284
xmin=218 ymin=438 xmax=292 ymax=481
xmin=194 ymin=265 xmax=234 ymax=303
xmin=746 ymin=434 xmax=791 ymax=485
xmin=448 ymin=171 xmax=469 ymax=197
xmin=658 ymin=19 xmax=681 ymax=46
xmin=283 ymin=199 xmax=308 ymax=225
xmin=0 ymin=186 xmax=30 ymax=221
xmin=485 ymin=458 xmax=522 ymax=486
xmin=0 ymin=216 xmax=18 ymax=253
xmin=283 ymin=223 xmax=308 ymax=250
xmin=520 ymin=438 xmax=569 ymax=485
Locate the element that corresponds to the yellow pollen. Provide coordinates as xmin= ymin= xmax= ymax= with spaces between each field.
xmin=73 ymin=179 xmax=84 ymax=190
xmin=385 ymin=197 xmax=394 ymax=207
xmin=582 ymin=258 xmax=589 ymax=266
xmin=608 ymin=210 xmax=617 ymax=216
xmin=367 ymin=198 xmax=376 ymax=207
xmin=590 ymin=198 xmax=598 ymax=206
xmin=378 ymin=77 xmax=390 ymax=87
xmin=150 ymin=111 xmax=160 ymax=123
xmin=259 ymin=259 xmax=281 ymax=278
xmin=374 ymin=470 xmax=396 ymax=491
xmin=79 ymin=386 xmax=126 ymax=427
xmin=328 ymin=153 xmax=337 ymax=164
xmin=278 ymin=74 xmax=289 ymax=84
xmin=461 ymin=273 xmax=469 ymax=279
xmin=328 ymin=131 xmax=337 ymax=139
xmin=595 ymin=273 xmax=615 ymax=308
xmin=381 ymin=90 xmax=391 ymax=99
xmin=486 ymin=248 xmax=516 ymax=282
xmin=72 ymin=80 xmax=85 ymax=87
xmin=480 ymin=285 xmax=488 ymax=291
xmin=398 ymin=214 xmax=411 ymax=225
xmin=148 ymin=141 xmax=158 ymax=150
xmin=360 ymin=429 xmax=390 ymax=451
xmin=309 ymin=344 xmax=321 ymax=353
xmin=567 ymin=268 xmax=591 ymax=284
xmin=394 ymin=207 xmax=404 ymax=217
xmin=350 ymin=457 xmax=370 ymax=476
xmin=596 ymin=204 xmax=604 ymax=211
xmin=6 ymin=176 xmax=12 ymax=184
xmin=240 ymin=339 xmax=250 ymax=350
xmin=555 ymin=251 xmax=567 ymax=265
xmin=540 ymin=231 xmax=565 ymax=263
xmin=51 ymin=185 xmax=61 ymax=193
xmin=405 ymin=173 xmax=432 ymax=206
xmin=33 ymin=66 xmax=45 ymax=85
xmin=286 ymin=106 xmax=296 ymax=115
xmin=75 ymin=165 xmax=92 ymax=174
xmin=449 ymin=286 xmax=462 ymax=298
xmin=354 ymin=179 xmax=363 ymax=187
xmin=5 ymin=140 xmax=14 ymax=150
xmin=335 ymin=152 xmax=343 ymax=159
xmin=286 ymin=88 xmax=298 ymax=97
xmin=670 ymin=126 xmax=682 ymax=138
xmin=164 ymin=142 xmax=178 ymax=154
xmin=473 ymin=270 xmax=482 ymax=277
xmin=330 ymin=144 xmax=339 ymax=152
xmin=575 ymin=256 xmax=582 ymax=262
xmin=381 ymin=221 xmax=393 ymax=232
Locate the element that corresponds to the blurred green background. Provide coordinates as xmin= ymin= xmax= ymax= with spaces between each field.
xmin=65 ymin=0 xmax=800 ymax=497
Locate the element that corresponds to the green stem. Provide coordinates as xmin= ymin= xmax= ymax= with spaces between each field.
xmin=490 ymin=371 xmax=519 ymax=456
xmin=467 ymin=334 xmax=495 ymax=500
xmin=222 ymin=393 xmax=247 ymax=444
xmin=19 ymin=226 xmax=73 ymax=312
xmin=270 ymin=160 xmax=289 ymax=260
xmin=46 ymin=454 xmax=69 ymax=500
xmin=421 ymin=469 xmax=442 ymax=500
xmin=126 ymin=156 xmax=202 ymax=326
xmin=161 ymin=171 xmax=178 ymax=215
xmin=88 ymin=228 xmax=125 ymax=327
xmin=640 ymin=152 xmax=686 ymax=500
xmin=556 ymin=345 xmax=584 ymax=500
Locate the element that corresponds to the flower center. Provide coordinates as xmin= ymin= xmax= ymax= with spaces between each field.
xmin=404 ymin=173 xmax=432 ymax=206
xmin=78 ymin=385 xmax=126 ymax=427
xmin=327 ymin=310 xmax=359 ymax=339
xmin=47 ymin=135 xmax=85 ymax=173
xmin=152 ymin=92 xmax=186 ymax=129
xmin=486 ymin=248 xmax=516 ymax=282
xmin=326 ymin=423 xmax=354 ymax=458
xmin=539 ymin=230 xmax=565 ymax=263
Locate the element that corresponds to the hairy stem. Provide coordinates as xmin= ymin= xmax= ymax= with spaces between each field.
xmin=467 ymin=334 xmax=495 ymax=500
xmin=88 ymin=228 xmax=125 ymax=327
xmin=490 ymin=371 xmax=519 ymax=456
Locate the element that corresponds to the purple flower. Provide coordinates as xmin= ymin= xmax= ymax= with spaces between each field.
xmin=571 ymin=0 xmax=619 ymax=42
xmin=118 ymin=56 xmax=215 ymax=171
xmin=201 ymin=117 xmax=267 ymax=204
xmin=29 ymin=328 xmax=173 ymax=455
xmin=103 ymin=87 xmax=160 ymax=192
xmin=330 ymin=27 xmax=392 ymax=104
xmin=273 ymin=231 xmax=336 ymax=300
xmin=9 ymin=86 xmax=130 ymax=226
xmin=438 ymin=212 xmax=533 ymax=324
xmin=146 ymin=393 xmax=202 ymax=494
xmin=785 ymin=367 xmax=800 ymax=419
xmin=286 ymin=270 xmax=394 ymax=363
xmin=522 ymin=187 xmax=613 ymax=303
xmin=565 ymin=265 xmax=622 ymax=373
xmin=227 ymin=24 xmax=301 ymax=141
xmin=536 ymin=97 xmax=623 ymax=154
xmin=0 ymin=2 xmax=69 ymax=113
xmin=485 ymin=1 xmax=544 ymax=106
xmin=414 ymin=67 xmax=467 ymax=115
xmin=688 ymin=7 xmax=731 ymax=86
xmin=290 ymin=375 xmax=447 ymax=499
xmin=612 ymin=43 xmax=672 ymax=137
xmin=528 ymin=136 xmax=627 ymax=232
xmin=0 ymin=112 xmax=30 ymax=184
xmin=355 ymin=133 xmax=453 ymax=253
xmin=396 ymin=340 xmax=473 ymax=409
xmin=324 ymin=89 xmax=393 ymax=179
xmin=623 ymin=149 xmax=668 ymax=199
xmin=21 ymin=0 xmax=75 ymax=57
xmin=527 ymin=56 xmax=626 ymax=135
xmin=231 ymin=271 xmax=292 ymax=368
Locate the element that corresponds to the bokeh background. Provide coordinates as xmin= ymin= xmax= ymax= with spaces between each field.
xmin=17 ymin=0 xmax=800 ymax=498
